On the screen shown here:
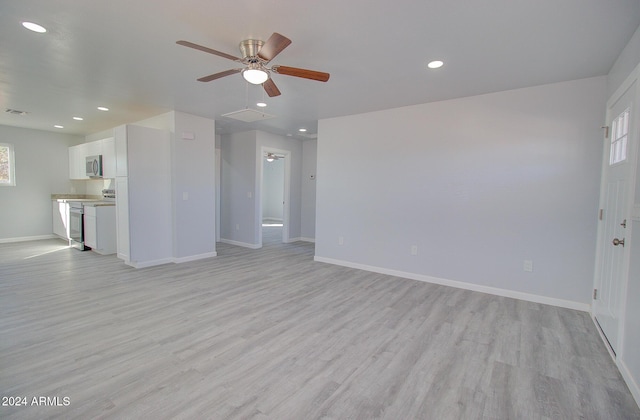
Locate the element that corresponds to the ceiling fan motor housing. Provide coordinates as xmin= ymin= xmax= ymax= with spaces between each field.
xmin=240 ymin=39 xmax=265 ymax=62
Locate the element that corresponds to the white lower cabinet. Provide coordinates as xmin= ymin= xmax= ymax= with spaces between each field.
xmin=84 ymin=205 xmax=116 ymax=255
xmin=52 ymin=201 xmax=70 ymax=240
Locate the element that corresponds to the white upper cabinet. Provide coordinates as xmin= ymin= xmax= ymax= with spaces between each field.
xmin=68 ymin=137 xmax=117 ymax=180
xmin=101 ymin=137 xmax=116 ymax=178
xmin=114 ymin=125 xmax=128 ymax=177
xmin=68 ymin=143 xmax=89 ymax=180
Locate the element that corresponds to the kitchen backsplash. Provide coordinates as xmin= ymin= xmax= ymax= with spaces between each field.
xmin=69 ymin=178 xmax=115 ymax=196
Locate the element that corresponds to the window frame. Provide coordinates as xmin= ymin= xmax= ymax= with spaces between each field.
xmin=0 ymin=142 xmax=16 ymax=186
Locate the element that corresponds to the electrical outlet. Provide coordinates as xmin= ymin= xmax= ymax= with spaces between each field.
xmin=338 ymin=236 xmax=344 ymax=245
xmin=411 ymin=245 xmax=418 ymax=256
xmin=523 ymin=260 xmax=533 ymax=272
xmin=236 ymin=224 xmax=240 ymax=231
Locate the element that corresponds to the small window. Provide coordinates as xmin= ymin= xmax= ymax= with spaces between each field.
xmin=0 ymin=143 xmax=16 ymax=186
xmin=610 ymin=108 xmax=630 ymax=165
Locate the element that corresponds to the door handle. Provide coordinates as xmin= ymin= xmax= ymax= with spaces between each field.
xmin=612 ymin=238 xmax=625 ymax=247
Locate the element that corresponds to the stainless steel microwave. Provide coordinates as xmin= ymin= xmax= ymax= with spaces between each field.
xmin=86 ymin=155 xmax=103 ymax=178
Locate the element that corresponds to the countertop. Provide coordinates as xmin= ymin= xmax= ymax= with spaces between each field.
xmin=51 ymin=194 xmax=115 ymax=206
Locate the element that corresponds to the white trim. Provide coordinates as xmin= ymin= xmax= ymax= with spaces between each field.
xmin=125 ymin=258 xmax=174 ymax=269
xmin=314 ymin=256 xmax=590 ymax=312
xmin=608 ymin=61 xmax=640 ymax=109
xmin=618 ymin=358 xmax=640 ymax=409
xmin=173 ymin=251 xmax=217 ymax=263
xmin=219 ymin=238 xmax=262 ymax=249
xmin=591 ymin=313 xmax=617 ymax=361
xmin=299 ymin=237 xmax=316 ymax=243
xmin=258 ymin=146 xmax=291 ymax=246
xmin=0 ymin=234 xmax=57 ymax=244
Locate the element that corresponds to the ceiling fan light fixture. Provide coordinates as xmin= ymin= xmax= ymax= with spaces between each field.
xmin=242 ymin=65 xmax=269 ymax=85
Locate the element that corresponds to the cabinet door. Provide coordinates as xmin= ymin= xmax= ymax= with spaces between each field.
xmin=102 ymin=137 xmax=116 ymax=178
xmin=115 ymin=177 xmax=130 ymax=261
xmin=114 ymin=125 xmax=128 ymax=177
xmin=84 ymin=214 xmax=97 ymax=249
xmin=85 ymin=140 xmax=101 ymax=157
xmin=52 ymin=201 xmax=68 ymax=238
xmin=69 ymin=144 xmax=89 ymax=179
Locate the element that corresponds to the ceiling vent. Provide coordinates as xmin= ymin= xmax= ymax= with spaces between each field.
xmin=221 ymin=108 xmax=275 ymax=122
xmin=5 ymin=108 xmax=29 ymax=116
xmin=298 ymin=132 xmax=318 ymax=139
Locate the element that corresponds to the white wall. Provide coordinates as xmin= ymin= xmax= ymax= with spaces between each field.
xmin=220 ymin=131 xmax=258 ymax=246
xmin=172 ymin=112 xmax=216 ymax=260
xmin=316 ymin=76 xmax=606 ymax=308
xmin=262 ymin=157 xmax=284 ymax=221
xmin=0 ymin=125 xmax=82 ymax=241
xmin=608 ymin=24 xmax=640 ymax=99
xmin=301 ymin=140 xmax=317 ymax=241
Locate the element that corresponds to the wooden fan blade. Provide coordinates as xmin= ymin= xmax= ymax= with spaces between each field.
xmin=197 ymin=69 xmax=242 ymax=82
xmin=263 ymin=78 xmax=281 ymax=97
xmin=257 ymin=33 xmax=292 ymax=62
xmin=272 ymin=65 xmax=330 ymax=82
xmin=176 ymin=40 xmax=242 ymax=62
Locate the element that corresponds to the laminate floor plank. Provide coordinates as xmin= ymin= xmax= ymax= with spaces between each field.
xmin=1 ymin=230 xmax=639 ymax=419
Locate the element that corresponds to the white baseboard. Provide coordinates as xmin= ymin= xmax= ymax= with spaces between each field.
xmin=219 ymin=238 xmax=262 ymax=249
xmin=283 ymin=237 xmax=315 ymax=243
xmin=313 ymin=256 xmax=590 ymax=312
xmin=173 ymin=251 xmax=217 ymax=264
xmin=0 ymin=234 xmax=57 ymax=244
xmin=618 ymin=358 xmax=640 ymax=409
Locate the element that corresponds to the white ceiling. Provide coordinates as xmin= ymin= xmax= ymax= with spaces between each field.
xmin=2 ymin=0 xmax=640 ymax=140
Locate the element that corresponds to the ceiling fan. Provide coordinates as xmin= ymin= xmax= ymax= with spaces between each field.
xmin=265 ymin=152 xmax=284 ymax=162
xmin=176 ymin=33 xmax=330 ymax=97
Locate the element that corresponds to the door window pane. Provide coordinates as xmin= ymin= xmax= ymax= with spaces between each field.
xmin=610 ymin=108 xmax=629 ymax=165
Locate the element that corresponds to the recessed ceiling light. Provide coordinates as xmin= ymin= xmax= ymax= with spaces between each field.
xmin=73 ymin=116 xmax=84 ymax=121
xmin=54 ymin=125 xmax=64 ymax=129
xmin=97 ymin=106 xmax=109 ymax=111
xmin=427 ymin=60 xmax=444 ymax=69
xmin=298 ymin=128 xmax=307 ymax=132
xmin=256 ymin=102 xmax=267 ymax=107
xmin=22 ymin=22 xmax=47 ymax=33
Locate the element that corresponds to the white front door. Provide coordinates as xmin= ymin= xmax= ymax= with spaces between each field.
xmin=593 ymin=82 xmax=637 ymax=354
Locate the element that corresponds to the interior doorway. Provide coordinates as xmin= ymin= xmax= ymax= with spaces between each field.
xmin=258 ymin=147 xmax=290 ymax=246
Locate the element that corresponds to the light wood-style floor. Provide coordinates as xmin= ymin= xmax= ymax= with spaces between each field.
xmin=1 ymin=228 xmax=639 ymax=419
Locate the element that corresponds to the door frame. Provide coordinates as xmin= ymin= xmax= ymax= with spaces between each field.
xmin=593 ymin=66 xmax=640 ymax=358
xmin=257 ymin=146 xmax=291 ymax=246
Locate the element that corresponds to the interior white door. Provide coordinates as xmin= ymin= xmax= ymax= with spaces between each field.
xmin=593 ymin=82 xmax=636 ymax=354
